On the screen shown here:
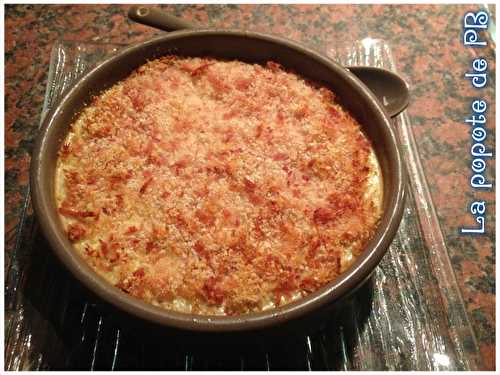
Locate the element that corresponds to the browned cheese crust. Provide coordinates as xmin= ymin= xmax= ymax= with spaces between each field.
xmin=56 ymin=56 xmax=383 ymax=315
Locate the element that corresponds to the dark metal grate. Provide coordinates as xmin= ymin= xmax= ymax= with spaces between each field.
xmin=4 ymin=39 xmax=483 ymax=371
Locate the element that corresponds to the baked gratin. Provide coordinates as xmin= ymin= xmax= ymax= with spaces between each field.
xmin=55 ymin=56 xmax=383 ymax=316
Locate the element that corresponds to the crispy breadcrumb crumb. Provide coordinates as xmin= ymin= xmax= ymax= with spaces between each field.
xmin=55 ymin=56 xmax=383 ymax=315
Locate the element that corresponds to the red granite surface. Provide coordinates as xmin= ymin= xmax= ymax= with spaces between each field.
xmin=4 ymin=4 xmax=495 ymax=369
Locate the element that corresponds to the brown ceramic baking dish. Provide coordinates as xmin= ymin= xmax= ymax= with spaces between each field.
xmin=30 ymin=14 xmax=405 ymax=333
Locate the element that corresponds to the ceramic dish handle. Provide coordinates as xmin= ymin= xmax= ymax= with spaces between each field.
xmin=128 ymin=6 xmax=197 ymax=31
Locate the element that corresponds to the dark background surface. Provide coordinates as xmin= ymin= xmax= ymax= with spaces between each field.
xmin=4 ymin=4 xmax=496 ymax=369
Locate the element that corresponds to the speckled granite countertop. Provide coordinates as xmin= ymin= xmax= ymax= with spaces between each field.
xmin=5 ymin=4 xmax=496 ymax=370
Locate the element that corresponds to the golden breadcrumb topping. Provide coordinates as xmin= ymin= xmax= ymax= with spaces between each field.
xmin=56 ymin=56 xmax=382 ymax=315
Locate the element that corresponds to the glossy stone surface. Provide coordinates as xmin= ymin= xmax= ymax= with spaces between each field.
xmin=5 ymin=4 xmax=495 ymax=369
